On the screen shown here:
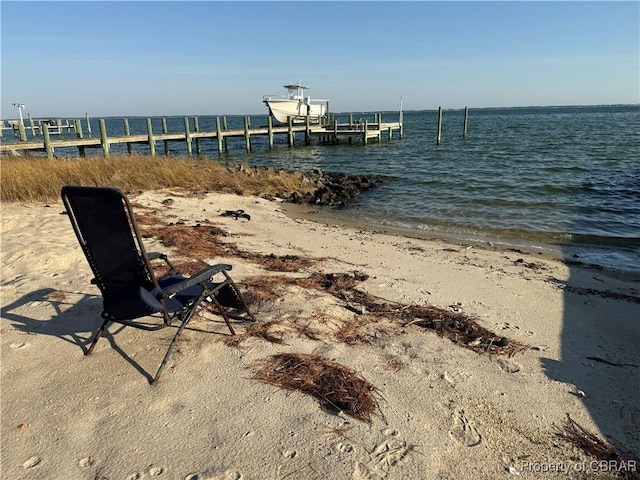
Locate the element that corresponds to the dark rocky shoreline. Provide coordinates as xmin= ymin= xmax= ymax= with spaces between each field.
xmin=227 ymin=164 xmax=378 ymax=207
xmin=287 ymin=169 xmax=377 ymax=207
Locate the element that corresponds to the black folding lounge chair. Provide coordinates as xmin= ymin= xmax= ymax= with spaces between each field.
xmin=61 ymin=185 xmax=254 ymax=383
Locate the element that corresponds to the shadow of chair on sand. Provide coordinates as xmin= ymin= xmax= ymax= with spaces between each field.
xmin=2 ymin=287 xmax=159 ymax=383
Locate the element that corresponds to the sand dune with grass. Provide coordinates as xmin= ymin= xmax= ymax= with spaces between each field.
xmin=2 ymin=184 xmax=639 ymax=479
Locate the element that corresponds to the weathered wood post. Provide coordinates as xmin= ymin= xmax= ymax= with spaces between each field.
xmin=184 ymin=117 xmax=193 ymax=156
xmin=349 ymin=113 xmax=354 ymax=128
xmin=146 ymin=118 xmax=156 ymax=156
xmin=74 ymin=119 xmax=84 ymax=139
xmin=287 ymin=116 xmax=294 ymax=147
xmin=17 ymin=122 xmax=27 ymax=141
xmin=222 ymin=116 xmax=229 ymax=152
xmin=243 ymin=116 xmax=251 ymax=153
xmin=74 ymin=119 xmax=85 ymax=157
xmin=28 ymin=113 xmax=36 ymax=136
xmin=86 ymin=113 xmax=92 ymax=137
xmin=216 ymin=116 xmax=223 ymax=155
xmin=267 ymin=115 xmax=274 ymax=149
xmin=42 ymin=123 xmax=54 ymax=159
xmin=123 ymin=119 xmax=133 ymax=155
xmin=162 ymin=117 xmax=170 ymax=155
xmin=463 ymin=106 xmax=469 ymax=139
xmin=99 ymin=119 xmax=110 ymax=157
xmin=362 ymin=120 xmax=368 ymax=145
xmin=193 ymin=117 xmax=201 ymax=155
xmin=436 ymin=106 xmax=443 ymax=145
xmin=305 ymin=115 xmax=311 ymax=145
xmin=325 ymin=101 xmax=330 ymax=127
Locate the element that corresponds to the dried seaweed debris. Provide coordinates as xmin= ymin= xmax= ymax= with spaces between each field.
xmin=253 ymin=353 xmax=380 ymax=423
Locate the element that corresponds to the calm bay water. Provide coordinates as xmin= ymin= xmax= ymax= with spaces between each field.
xmin=9 ymin=105 xmax=640 ymax=270
xmin=255 ymin=105 xmax=640 ymax=270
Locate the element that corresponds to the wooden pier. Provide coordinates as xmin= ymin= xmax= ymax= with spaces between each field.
xmin=0 ymin=113 xmax=402 ymax=158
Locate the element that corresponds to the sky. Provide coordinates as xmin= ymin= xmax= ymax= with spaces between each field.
xmin=1 ymin=1 xmax=638 ymax=118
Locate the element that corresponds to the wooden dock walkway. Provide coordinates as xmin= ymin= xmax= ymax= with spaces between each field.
xmin=0 ymin=113 xmax=402 ymax=158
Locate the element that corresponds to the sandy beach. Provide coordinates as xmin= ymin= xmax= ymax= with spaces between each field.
xmin=2 ymin=189 xmax=638 ymax=480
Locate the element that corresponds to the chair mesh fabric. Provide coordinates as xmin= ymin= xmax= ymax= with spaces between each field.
xmin=63 ymin=187 xmax=157 ymax=319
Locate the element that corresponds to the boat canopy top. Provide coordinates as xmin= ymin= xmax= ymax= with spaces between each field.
xmin=283 ymin=84 xmax=309 ymax=90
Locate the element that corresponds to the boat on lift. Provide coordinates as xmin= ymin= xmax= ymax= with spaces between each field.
xmin=263 ymin=84 xmax=328 ymax=124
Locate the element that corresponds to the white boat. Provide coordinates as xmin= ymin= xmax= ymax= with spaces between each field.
xmin=263 ymin=84 xmax=328 ymax=124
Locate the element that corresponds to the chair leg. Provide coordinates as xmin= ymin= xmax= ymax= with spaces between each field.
xmin=210 ymin=296 xmax=236 ymax=336
xmin=153 ymin=291 xmax=207 ymax=383
xmin=222 ymin=271 xmax=256 ymax=322
xmin=86 ymin=318 xmax=110 ymax=355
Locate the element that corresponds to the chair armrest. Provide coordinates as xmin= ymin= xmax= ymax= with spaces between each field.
xmin=148 ymin=252 xmax=177 ymax=274
xmin=160 ymin=263 xmax=233 ymax=297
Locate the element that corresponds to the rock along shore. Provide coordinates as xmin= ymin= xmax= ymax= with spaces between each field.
xmin=227 ymin=164 xmax=378 ymax=207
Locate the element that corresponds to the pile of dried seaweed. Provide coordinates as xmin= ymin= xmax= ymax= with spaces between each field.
xmin=252 ymin=353 xmax=380 ymax=423
xmin=297 ymin=272 xmax=527 ymax=356
xmin=138 ymin=213 xmax=322 ymax=272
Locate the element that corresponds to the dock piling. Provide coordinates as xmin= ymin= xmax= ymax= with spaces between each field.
xmin=162 ymin=118 xmax=170 ymax=155
xmin=244 ymin=116 xmax=251 ymax=153
xmin=463 ymin=106 xmax=469 ymax=139
xmin=123 ymin=119 xmax=133 ymax=155
xmin=74 ymin=119 xmax=85 ymax=157
xmin=216 ymin=117 xmax=223 ymax=155
xmin=287 ymin=117 xmax=294 ymax=147
xmin=146 ymin=118 xmax=156 ymax=156
xmin=267 ymin=116 xmax=274 ymax=149
xmin=28 ymin=114 xmax=36 ymax=136
xmin=193 ymin=117 xmax=202 ymax=155
xmin=99 ymin=119 xmax=110 ymax=157
xmin=184 ymin=117 xmax=192 ymax=156
xmin=436 ymin=106 xmax=443 ymax=145
xmin=222 ymin=117 xmax=229 ymax=152
xmin=42 ymin=124 xmax=54 ymax=159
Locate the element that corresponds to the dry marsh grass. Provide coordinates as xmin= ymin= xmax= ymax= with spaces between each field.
xmin=0 ymin=154 xmax=315 ymax=203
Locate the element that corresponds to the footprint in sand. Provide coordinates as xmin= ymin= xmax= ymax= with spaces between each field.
xmin=78 ymin=457 xmax=95 ymax=468
xmin=449 ymin=410 xmax=482 ymax=447
xmin=496 ymin=358 xmax=521 ymax=373
xmin=10 ymin=342 xmax=27 ymax=349
xmin=351 ymin=428 xmax=414 ymax=479
xmin=371 ymin=439 xmax=412 ymax=469
xmin=335 ymin=441 xmax=354 ymax=453
xmin=282 ymin=449 xmax=297 ymax=459
xmin=184 ymin=471 xmax=243 ymax=480
xmin=353 ymin=462 xmax=384 ymax=480
xmin=22 ymin=456 xmax=42 ymax=469
xmin=148 ymin=465 xmax=166 ymax=476
xmin=441 ymin=370 xmax=459 ymax=387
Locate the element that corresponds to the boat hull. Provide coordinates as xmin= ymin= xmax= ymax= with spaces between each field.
xmin=264 ymin=99 xmax=326 ymax=124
